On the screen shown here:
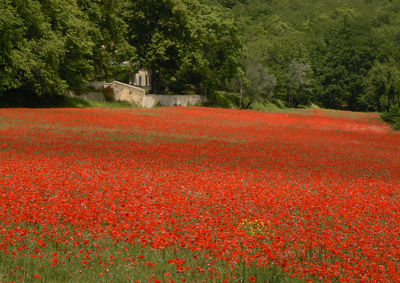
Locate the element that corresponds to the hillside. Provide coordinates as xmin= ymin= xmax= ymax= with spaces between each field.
xmin=1 ymin=0 xmax=400 ymax=112
xmin=205 ymin=0 xmax=400 ymax=110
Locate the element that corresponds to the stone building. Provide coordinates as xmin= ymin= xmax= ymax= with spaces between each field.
xmin=130 ymin=69 xmax=151 ymax=90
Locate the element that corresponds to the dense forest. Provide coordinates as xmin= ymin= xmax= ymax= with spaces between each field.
xmin=1 ymin=0 xmax=400 ymax=112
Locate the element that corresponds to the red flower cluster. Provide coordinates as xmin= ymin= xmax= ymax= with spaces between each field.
xmin=0 ymin=107 xmax=399 ymax=281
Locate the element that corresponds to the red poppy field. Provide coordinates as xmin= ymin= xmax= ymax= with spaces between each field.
xmin=0 ymin=107 xmax=399 ymax=282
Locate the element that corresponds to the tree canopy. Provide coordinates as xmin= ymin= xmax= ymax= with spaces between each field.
xmin=1 ymin=0 xmax=400 ymax=111
xmin=1 ymin=0 xmax=93 ymax=95
xmin=216 ymin=0 xmax=400 ymax=110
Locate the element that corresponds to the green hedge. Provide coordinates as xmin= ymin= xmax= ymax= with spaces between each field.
xmin=381 ymin=105 xmax=400 ymax=130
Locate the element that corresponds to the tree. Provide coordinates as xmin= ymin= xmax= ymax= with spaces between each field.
xmin=227 ymin=66 xmax=248 ymax=108
xmin=0 ymin=0 xmax=27 ymax=93
xmin=77 ymin=0 xmax=136 ymax=82
xmin=125 ymin=0 xmax=200 ymax=93
xmin=177 ymin=4 xmax=244 ymax=94
xmin=244 ymin=62 xmax=276 ymax=106
xmin=361 ymin=60 xmax=400 ymax=111
xmin=311 ymin=6 xmax=376 ymax=110
xmin=0 ymin=0 xmax=94 ymax=96
xmin=287 ymin=60 xmax=312 ymax=107
xmin=40 ymin=0 xmax=94 ymax=93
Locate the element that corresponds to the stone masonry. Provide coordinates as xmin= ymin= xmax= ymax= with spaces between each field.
xmin=69 ymin=81 xmax=205 ymax=108
xmin=111 ymin=81 xmax=146 ymax=107
xmin=143 ymin=94 xmax=206 ymax=108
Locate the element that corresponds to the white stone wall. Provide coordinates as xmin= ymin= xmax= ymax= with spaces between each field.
xmin=66 ymin=91 xmax=106 ymax=102
xmin=81 ymin=92 xmax=106 ymax=102
xmin=111 ymin=81 xmax=146 ymax=106
xmin=143 ymin=94 xmax=205 ymax=108
xmin=68 ymin=81 xmax=206 ymax=108
xmin=87 ymin=81 xmax=106 ymax=90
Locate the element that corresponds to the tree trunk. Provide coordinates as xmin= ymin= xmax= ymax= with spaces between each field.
xmin=239 ymin=79 xmax=243 ymax=108
xmin=151 ymin=66 xmax=160 ymax=94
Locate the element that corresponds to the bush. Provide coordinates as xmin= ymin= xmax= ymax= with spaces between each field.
xmin=274 ymin=99 xmax=287 ymax=109
xmin=249 ymin=100 xmax=280 ymax=111
xmin=214 ymin=91 xmax=240 ymax=108
xmin=103 ymin=86 xmax=115 ymax=102
xmin=381 ymin=105 xmax=400 ymax=130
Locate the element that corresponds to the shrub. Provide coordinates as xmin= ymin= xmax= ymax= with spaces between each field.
xmin=274 ymin=99 xmax=287 ymax=109
xmin=249 ymin=100 xmax=280 ymax=111
xmin=103 ymin=86 xmax=115 ymax=102
xmin=215 ymin=91 xmax=240 ymax=108
xmin=381 ymin=105 xmax=400 ymax=130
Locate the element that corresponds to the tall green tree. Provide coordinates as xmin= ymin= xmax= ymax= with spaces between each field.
xmin=244 ymin=62 xmax=276 ymax=105
xmin=362 ymin=60 xmax=400 ymax=111
xmin=287 ymin=60 xmax=312 ymax=107
xmin=0 ymin=0 xmax=93 ymax=96
xmin=310 ymin=6 xmax=376 ymax=109
xmin=0 ymin=0 xmax=28 ymax=92
xmin=126 ymin=0 xmax=200 ymax=93
xmin=177 ymin=4 xmax=243 ymax=94
xmin=77 ymin=0 xmax=136 ymax=81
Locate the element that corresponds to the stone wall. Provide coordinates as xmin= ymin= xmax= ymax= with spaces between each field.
xmin=143 ymin=94 xmax=205 ymax=108
xmin=110 ymin=81 xmax=146 ymax=106
xmin=66 ymin=91 xmax=105 ymax=102
xmin=87 ymin=81 xmax=106 ymax=90
xmin=81 ymin=92 xmax=106 ymax=102
xmin=67 ymin=81 xmax=205 ymax=108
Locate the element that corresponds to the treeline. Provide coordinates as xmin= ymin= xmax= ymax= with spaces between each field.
xmin=217 ymin=0 xmax=400 ymax=111
xmin=1 ymin=0 xmax=400 ymax=112
xmin=1 ymin=0 xmax=241 ymax=98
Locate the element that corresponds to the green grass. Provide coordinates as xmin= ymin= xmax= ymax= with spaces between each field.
xmin=212 ymin=91 xmax=291 ymax=112
xmin=249 ymin=101 xmax=282 ymax=111
xmin=0 ymin=92 xmax=133 ymax=109
xmin=214 ymin=91 xmax=241 ymax=108
xmin=69 ymin=97 xmax=133 ymax=108
xmin=0 ymin=225 xmax=303 ymax=283
xmin=41 ymin=96 xmax=134 ymax=109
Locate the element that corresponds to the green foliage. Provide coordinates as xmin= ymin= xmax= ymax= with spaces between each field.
xmin=77 ymin=0 xmax=136 ymax=81
xmin=248 ymin=99 xmax=288 ymax=111
xmin=214 ymin=91 xmax=241 ymax=108
xmin=0 ymin=0 xmax=26 ymax=92
xmin=125 ymin=0 xmax=243 ymax=94
xmin=310 ymin=6 xmax=376 ymax=110
xmin=82 ymin=99 xmax=133 ymax=108
xmin=1 ymin=0 xmax=135 ymax=98
xmin=190 ymin=5 xmax=243 ymax=92
xmin=0 ymin=223 xmax=301 ymax=282
xmin=206 ymin=0 xmax=400 ymax=111
xmin=249 ymin=100 xmax=280 ymax=111
xmin=211 ymin=91 xmax=287 ymax=111
xmin=362 ymin=59 xmax=400 ymax=111
xmin=0 ymin=91 xmax=132 ymax=108
xmin=381 ymin=105 xmax=400 ymax=130
xmin=286 ymin=60 xmax=312 ymax=107
xmin=245 ymin=62 xmax=276 ymax=102
xmin=2 ymin=0 xmax=400 ymax=111
xmin=103 ymin=86 xmax=115 ymax=102
xmin=0 ymin=0 xmax=94 ymax=96
xmin=125 ymin=0 xmax=200 ymax=93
